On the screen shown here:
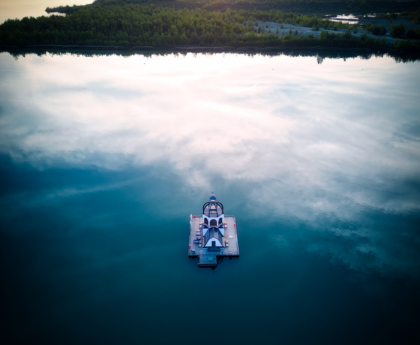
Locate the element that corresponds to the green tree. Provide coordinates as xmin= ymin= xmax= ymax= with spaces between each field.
xmin=391 ymin=24 xmax=405 ymax=38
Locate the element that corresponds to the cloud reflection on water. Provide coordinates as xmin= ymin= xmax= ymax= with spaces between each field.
xmin=0 ymin=51 xmax=419 ymax=281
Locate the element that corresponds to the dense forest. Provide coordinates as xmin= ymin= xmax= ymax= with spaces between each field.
xmin=1 ymin=4 xmax=420 ymax=54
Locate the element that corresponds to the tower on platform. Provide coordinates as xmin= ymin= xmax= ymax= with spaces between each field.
xmin=188 ymin=193 xmax=239 ymax=268
xmin=202 ymin=193 xmax=225 ymax=249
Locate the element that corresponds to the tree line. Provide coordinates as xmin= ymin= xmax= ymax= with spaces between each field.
xmin=1 ymin=4 xmax=419 ymax=54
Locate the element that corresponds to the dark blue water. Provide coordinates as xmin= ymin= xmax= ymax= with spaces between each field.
xmin=1 ymin=51 xmax=419 ymax=344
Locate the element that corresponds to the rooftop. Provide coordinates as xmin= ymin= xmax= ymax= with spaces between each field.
xmin=188 ymin=216 xmax=239 ymax=267
xmin=203 ymin=204 xmax=223 ymax=217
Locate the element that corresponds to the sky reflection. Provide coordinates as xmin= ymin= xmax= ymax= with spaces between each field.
xmin=1 ymin=51 xmax=420 ymax=283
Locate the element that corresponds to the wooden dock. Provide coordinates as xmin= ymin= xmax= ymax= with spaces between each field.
xmin=188 ymin=215 xmax=239 ymax=267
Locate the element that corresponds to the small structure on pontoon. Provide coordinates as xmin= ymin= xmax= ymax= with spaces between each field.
xmin=188 ymin=193 xmax=239 ymax=268
xmin=202 ymin=193 xmax=225 ymax=249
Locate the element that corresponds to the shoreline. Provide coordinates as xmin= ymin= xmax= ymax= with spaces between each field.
xmin=3 ymin=4 xmax=419 ymax=60
xmin=1 ymin=44 xmax=419 ymax=59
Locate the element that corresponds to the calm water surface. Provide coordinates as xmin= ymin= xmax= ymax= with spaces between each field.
xmin=1 ymin=51 xmax=419 ymax=344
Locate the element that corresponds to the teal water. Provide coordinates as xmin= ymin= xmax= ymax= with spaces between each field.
xmin=1 ymin=51 xmax=419 ymax=344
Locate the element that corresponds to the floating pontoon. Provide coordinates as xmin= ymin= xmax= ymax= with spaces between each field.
xmin=188 ymin=194 xmax=239 ymax=268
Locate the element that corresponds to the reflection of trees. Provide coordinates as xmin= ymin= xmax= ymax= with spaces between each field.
xmin=4 ymin=48 xmax=419 ymax=64
xmin=317 ymin=55 xmax=324 ymax=64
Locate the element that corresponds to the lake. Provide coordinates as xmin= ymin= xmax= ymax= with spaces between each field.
xmin=1 ymin=50 xmax=419 ymax=344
